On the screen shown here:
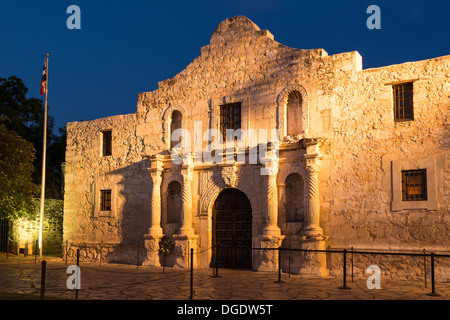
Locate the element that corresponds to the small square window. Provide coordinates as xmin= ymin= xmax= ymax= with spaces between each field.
xmin=102 ymin=130 xmax=112 ymax=156
xmin=393 ymin=82 xmax=414 ymax=122
xmin=402 ymin=169 xmax=427 ymax=201
xmin=100 ymin=189 xmax=112 ymax=211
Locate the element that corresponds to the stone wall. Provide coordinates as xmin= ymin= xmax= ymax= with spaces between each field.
xmin=63 ymin=16 xmax=449 ymax=277
xmin=12 ymin=199 xmax=63 ymax=256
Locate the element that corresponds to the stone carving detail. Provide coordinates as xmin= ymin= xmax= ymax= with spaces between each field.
xmin=306 ymin=170 xmax=319 ymax=200
xmin=199 ymin=170 xmax=260 ymax=216
xmin=150 ymin=171 xmax=162 ymax=207
xmin=221 ymin=165 xmax=237 ymax=187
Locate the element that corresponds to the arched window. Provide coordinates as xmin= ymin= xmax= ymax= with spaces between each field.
xmin=170 ymin=110 xmax=183 ymax=149
xmin=286 ymin=91 xmax=303 ymax=137
xmin=167 ymin=181 xmax=182 ymax=223
xmin=285 ymin=173 xmax=304 ymax=222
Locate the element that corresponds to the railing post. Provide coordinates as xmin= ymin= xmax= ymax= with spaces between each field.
xmin=426 ymin=253 xmax=440 ymax=297
xmin=339 ymin=249 xmax=351 ymax=289
xmin=351 ymin=246 xmax=354 ymax=283
xmin=288 ymin=244 xmax=291 ymax=278
xmin=136 ymin=241 xmax=140 ymax=269
xmin=35 ymin=239 xmax=38 ymax=263
xmin=190 ymin=248 xmax=194 ymax=300
xmin=423 ymin=249 xmax=427 ymax=288
xmin=65 ymin=240 xmax=68 ymax=265
xmin=212 ymin=245 xmax=221 ymax=278
xmin=274 ymin=247 xmax=284 ymax=283
xmin=40 ymin=260 xmax=46 ymax=300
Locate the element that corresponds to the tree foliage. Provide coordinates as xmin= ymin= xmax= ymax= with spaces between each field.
xmin=0 ymin=121 xmax=39 ymax=219
xmin=0 ymin=76 xmax=66 ymax=200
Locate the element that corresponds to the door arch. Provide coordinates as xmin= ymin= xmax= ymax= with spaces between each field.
xmin=212 ymin=188 xmax=252 ymax=269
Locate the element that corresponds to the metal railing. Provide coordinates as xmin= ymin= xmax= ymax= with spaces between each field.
xmin=211 ymin=245 xmax=450 ymax=297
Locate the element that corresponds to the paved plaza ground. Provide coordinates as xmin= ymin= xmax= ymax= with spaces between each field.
xmin=0 ymin=255 xmax=449 ymax=301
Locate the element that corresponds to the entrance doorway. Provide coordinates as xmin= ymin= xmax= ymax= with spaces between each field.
xmin=212 ymin=188 xmax=252 ymax=269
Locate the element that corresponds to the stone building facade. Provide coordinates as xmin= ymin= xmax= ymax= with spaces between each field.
xmin=63 ymin=16 xmax=449 ymax=278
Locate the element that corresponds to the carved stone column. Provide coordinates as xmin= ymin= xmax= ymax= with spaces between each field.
xmin=254 ymin=156 xmax=285 ymax=272
xmin=304 ymin=157 xmax=323 ymax=238
xmin=143 ymin=154 xmax=164 ymax=266
xmin=263 ymin=170 xmax=282 ymax=236
xmin=298 ymin=138 xmax=328 ymax=277
xmin=173 ymin=153 xmax=199 ymax=268
xmin=179 ymin=169 xmax=194 ymax=235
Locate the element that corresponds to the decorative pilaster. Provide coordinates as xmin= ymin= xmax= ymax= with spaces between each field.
xmin=178 ymin=154 xmax=195 ymax=236
xmin=173 ymin=153 xmax=199 ymax=268
xmin=254 ymin=155 xmax=285 ymax=272
xmin=143 ymin=154 xmax=164 ymax=266
xmin=148 ymin=155 xmax=164 ymax=237
xmin=263 ymin=171 xmax=282 ymax=235
xmin=302 ymin=138 xmax=324 ymax=239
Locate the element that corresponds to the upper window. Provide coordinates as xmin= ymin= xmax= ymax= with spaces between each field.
xmin=102 ymin=130 xmax=112 ymax=156
xmin=220 ymin=102 xmax=242 ymax=141
xmin=402 ymin=169 xmax=427 ymax=201
xmin=286 ymin=91 xmax=303 ymax=136
xmin=170 ymin=110 xmax=183 ymax=149
xmin=393 ymin=82 xmax=414 ymax=122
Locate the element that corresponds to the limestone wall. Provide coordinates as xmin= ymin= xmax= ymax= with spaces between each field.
xmin=63 ymin=113 xmax=157 ymax=263
xmin=320 ymin=55 xmax=449 ymax=252
xmin=63 ymin=16 xmax=449 ymax=275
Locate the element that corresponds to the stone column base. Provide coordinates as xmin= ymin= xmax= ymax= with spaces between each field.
xmin=142 ymin=233 xmax=164 ymax=267
xmin=252 ymin=234 xmax=285 ymax=272
xmin=297 ymin=236 xmax=328 ymax=277
xmin=172 ymin=234 xmax=199 ymax=269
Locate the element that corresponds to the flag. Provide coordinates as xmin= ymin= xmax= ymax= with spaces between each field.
xmin=40 ymin=61 xmax=47 ymax=96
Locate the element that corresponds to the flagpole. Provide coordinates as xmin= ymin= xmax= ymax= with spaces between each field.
xmin=38 ymin=53 xmax=49 ymax=257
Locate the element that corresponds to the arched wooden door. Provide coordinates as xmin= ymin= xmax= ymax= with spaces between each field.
xmin=212 ymin=188 xmax=252 ymax=269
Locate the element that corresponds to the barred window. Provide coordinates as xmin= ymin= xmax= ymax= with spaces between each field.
xmin=393 ymin=82 xmax=414 ymax=122
xmin=220 ymin=102 xmax=241 ymax=141
xmin=402 ymin=169 xmax=427 ymax=201
xmin=100 ymin=189 xmax=112 ymax=211
xmin=102 ymin=130 xmax=112 ymax=156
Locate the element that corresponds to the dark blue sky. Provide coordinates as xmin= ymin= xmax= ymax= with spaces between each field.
xmin=1 ymin=0 xmax=449 ymax=131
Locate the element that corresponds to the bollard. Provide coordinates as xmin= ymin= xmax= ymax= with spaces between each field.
xmin=274 ymin=247 xmax=284 ymax=283
xmin=40 ymin=260 xmax=46 ymax=300
xmin=190 ymin=248 xmax=194 ymax=300
xmin=339 ymin=249 xmax=351 ymax=289
xmin=426 ymin=253 xmax=440 ymax=297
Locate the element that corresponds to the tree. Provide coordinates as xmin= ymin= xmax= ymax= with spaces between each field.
xmin=0 ymin=119 xmax=39 ymax=219
xmin=0 ymin=76 xmax=65 ymax=199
